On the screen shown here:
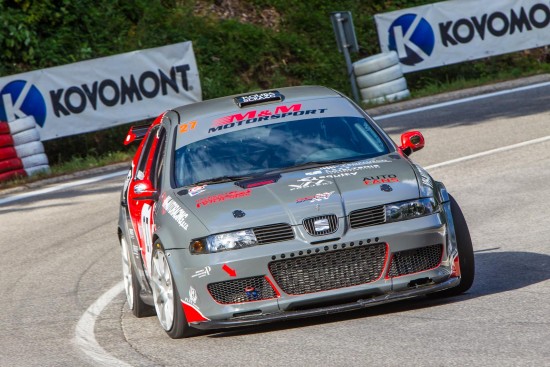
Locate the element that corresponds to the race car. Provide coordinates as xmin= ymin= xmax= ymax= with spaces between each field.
xmin=118 ymin=86 xmax=474 ymax=338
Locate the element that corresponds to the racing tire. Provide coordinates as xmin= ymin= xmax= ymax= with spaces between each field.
xmin=8 ymin=116 xmax=36 ymax=135
xmin=430 ymin=194 xmax=475 ymax=298
xmin=360 ymin=77 xmax=408 ymax=100
xmin=12 ymin=128 xmax=40 ymax=146
xmin=151 ymin=241 xmax=199 ymax=338
xmin=0 ymin=146 xmax=18 ymax=160
xmin=0 ymin=168 xmax=26 ymax=182
xmin=0 ymin=158 xmax=23 ymax=173
xmin=353 ymin=51 xmax=399 ymax=76
xmin=356 ymin=64 xmax=403 ymax=89
xmin=120 ymin=236 xmax=154 ymax=317
xmin=363 ymin=89 xmax=411 ymax=105
xmin=24 ymin=165 xmax=50 ymax=176
xmin=21 ymin=153 xmax=49 ymax=168
xmin=14 ymin=141 xmax=45 ymax=158
xmin=0 ymin=134 xmax=14 ymax=148
xmin=0 ymin=122 xmax=10 ymax=134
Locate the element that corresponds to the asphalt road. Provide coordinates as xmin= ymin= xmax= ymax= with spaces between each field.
xmin=1 ymin=80 xmax=549 ymax=367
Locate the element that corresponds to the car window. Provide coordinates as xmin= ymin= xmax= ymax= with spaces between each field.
xmin=135 ymin=125 xmax=160 ymax=180
xmin=150 ymin=127 xmax=166 ymax=189
xmin=173 ymin=116 xmax=389 ymax=188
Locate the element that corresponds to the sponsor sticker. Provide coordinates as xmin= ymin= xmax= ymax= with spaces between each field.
xmin=161 ymin=195 xmax=190 ymax=230
xmin=192 ymin=266 xmax=212 ymax=278
xmin=196 ymin=189 xmax=251 ymax=208
xmin=188 ymin=185 xmax=207 ymax=197
xmin=296 ymin=191 xmax=335 ymax=204
xmin=289 ymin=177 xmax=333 ymax=191
xmin=363 ymin=174 xmax=399 ymax=185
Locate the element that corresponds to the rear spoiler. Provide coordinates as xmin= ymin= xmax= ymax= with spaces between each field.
xmin=124 ymin=123 xmax=151 ymax=145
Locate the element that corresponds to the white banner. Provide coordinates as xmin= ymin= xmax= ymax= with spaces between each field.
xmin=375 ymin=0 xmax=550 ymax=73
xmin=0 ymin=41 xmax=201 ymax=140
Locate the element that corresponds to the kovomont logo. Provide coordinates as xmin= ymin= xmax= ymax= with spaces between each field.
xmin=388 ymin=13 xmax=435 ymax=66
xmin=0 ymin=80 xmax=47 ymax=127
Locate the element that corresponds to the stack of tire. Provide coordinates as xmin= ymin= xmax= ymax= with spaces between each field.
xmin=353 ymin=51 xmax=410 ymax=105
xmin=0 ymin=115 xmax=50 ymax=183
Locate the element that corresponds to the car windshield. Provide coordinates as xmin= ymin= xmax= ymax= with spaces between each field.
xmin=173 ymin=116 xmax=389 ymax=187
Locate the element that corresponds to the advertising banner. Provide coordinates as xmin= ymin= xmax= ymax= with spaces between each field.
xmin=375 ymin=0 xmax=550 ymax=72
xmin=0 ymin=41 xmax=201 ymax=140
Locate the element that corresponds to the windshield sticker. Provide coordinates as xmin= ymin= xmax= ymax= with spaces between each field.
xmin=363 ymin=175 xmax=399 ymax=185
xmin=289 ymin=177 xmax=333 ymax=191
xmin=208 ymin=105 xmax=328 ymax=134
xmin=161 ymin=195 xmax=190 ymax=230
xmin=296 ymin=191 xmax=335 ymax=204
xmin=196 ymin=189 xmax=252 ymax=208
xmin=305 ymin=164 xmax=381 ymax=176
xmin=188 ymin=185 xmax=207 ymax=197
xmin=179 ymin=120 xmax=197 ymax=134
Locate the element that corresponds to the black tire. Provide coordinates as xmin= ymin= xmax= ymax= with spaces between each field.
xmin=431 ymin=195 xmax=475 ymax=297
xmin=121 ymin=236 xmax=155 ymax=317
xmin=151 ymin=242 xmax=199 ymax=338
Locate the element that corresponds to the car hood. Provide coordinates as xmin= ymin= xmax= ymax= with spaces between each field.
xmin=174 ymin=155 xmax=420 ymax=233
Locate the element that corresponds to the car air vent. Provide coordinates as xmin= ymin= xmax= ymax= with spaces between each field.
xmin=269 ymin=243 xmax=387 ymax=295
xmin=235 ymin=174 xmax=281 ymax=189
xmin=387 ymin=244 xmax=443 ymax=277
xmin=349 ymin=205 xmax=386 ymax=228
xmin=253 ymin=223 xmax=294 ymax=245
xmin=303 ymin=214 xmax=338 ymax=236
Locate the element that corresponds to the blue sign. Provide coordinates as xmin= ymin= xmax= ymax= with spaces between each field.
xmin=0 ymin=80 xmax=47 ymax=127
xmin=388 ymin=14 xmax=435 ymax=66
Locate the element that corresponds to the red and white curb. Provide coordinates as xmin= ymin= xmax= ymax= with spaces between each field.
xmin=0 ymin=115 xmax=50 ymax=183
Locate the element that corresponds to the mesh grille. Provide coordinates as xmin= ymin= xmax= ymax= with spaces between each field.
xmin=269 ymin=243 xmax=387 ymax=295
xmin=387 ymin=244 xmax=443 ymax=277
xmin=207 ymin=276 xmax=277 ymax=304
xmin=253 ymin=223 xmax=294 ymax=244
xmin=349 ymin=205 xmax=386 ymax=228
xmin=303 ymin=214 xmax=339 ymax=236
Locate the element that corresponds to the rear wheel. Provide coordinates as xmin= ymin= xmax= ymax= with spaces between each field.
xmin=120 ymin=236 xmax=154 ymax=317
xmin=150 ymin=242 xmax=198 ymax=338
xmin=431 ymin=194 xmax=475 ymax=297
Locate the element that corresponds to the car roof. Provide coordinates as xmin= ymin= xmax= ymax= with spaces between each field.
xmin=171 ymin=85 xmax=343 ymax=119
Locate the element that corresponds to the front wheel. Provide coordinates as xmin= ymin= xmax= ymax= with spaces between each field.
xmin=150 ymin=241 xmax=198 ymax=338
xmin=431 ymin=194 xmax=475 ymax=297
xmin=120 ymin=235 xmax=154 ymax=317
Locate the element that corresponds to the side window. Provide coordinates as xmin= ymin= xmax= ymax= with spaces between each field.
xmin=150 ymin=127 xmax=166 ymax=190
xmin=135 ymin=125 xmax=160 ymax=180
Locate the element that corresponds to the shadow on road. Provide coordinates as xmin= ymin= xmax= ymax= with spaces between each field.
xmin=206 ymin=250 xmax=550 ymax=338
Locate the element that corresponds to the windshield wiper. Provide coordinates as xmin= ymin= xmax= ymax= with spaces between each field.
xmin=261 ymin=159 xmax=357 ymax=175
xmin=192 ymin=175 xmax=253 ymax=186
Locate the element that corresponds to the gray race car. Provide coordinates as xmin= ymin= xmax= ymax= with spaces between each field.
xmin=118 ymin=86 xmax=474 ymax=338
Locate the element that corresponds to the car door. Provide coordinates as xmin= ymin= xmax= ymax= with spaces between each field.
xmin=127 ymin=124 xmax=166 ymax=278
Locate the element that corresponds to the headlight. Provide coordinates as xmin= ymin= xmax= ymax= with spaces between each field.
xmin=385 ymin=198 xmax=439 ymax=223
xmin=190 ymin=229 xmax=258 ymax=254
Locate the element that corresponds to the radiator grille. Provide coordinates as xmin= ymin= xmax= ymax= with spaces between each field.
xmin=253 ymin=223 xmax=294 ymax=244
xmin=349 ymin=205 xmax=386 ymax=228
xmin=207 ymin=276 xmax=277 ymax=304
xmin=269 ymin=243 xmax=387 ymax=295
xmin=387 ymin=244 xmax=443 ymax=277
xmin=303 ymin=214 xmax=339 ymax=236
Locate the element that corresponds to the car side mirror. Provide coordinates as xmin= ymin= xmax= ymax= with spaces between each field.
xmin=399 ymin=131 xmax=425 ymax=156
xmin=131 ymin=180 xmax=159 ymax=201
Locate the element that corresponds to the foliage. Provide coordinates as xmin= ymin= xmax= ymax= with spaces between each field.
xmin=0 ymin=0 xmax=548 ymax=166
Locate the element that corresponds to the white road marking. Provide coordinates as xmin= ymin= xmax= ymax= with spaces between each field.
xmin=73 ymin=281 xmax=131 ymax=367
xmin=375 ymin=80 xmax=550 ymax=120
xmin=425 ymin=135 xmax=550 ymax=170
